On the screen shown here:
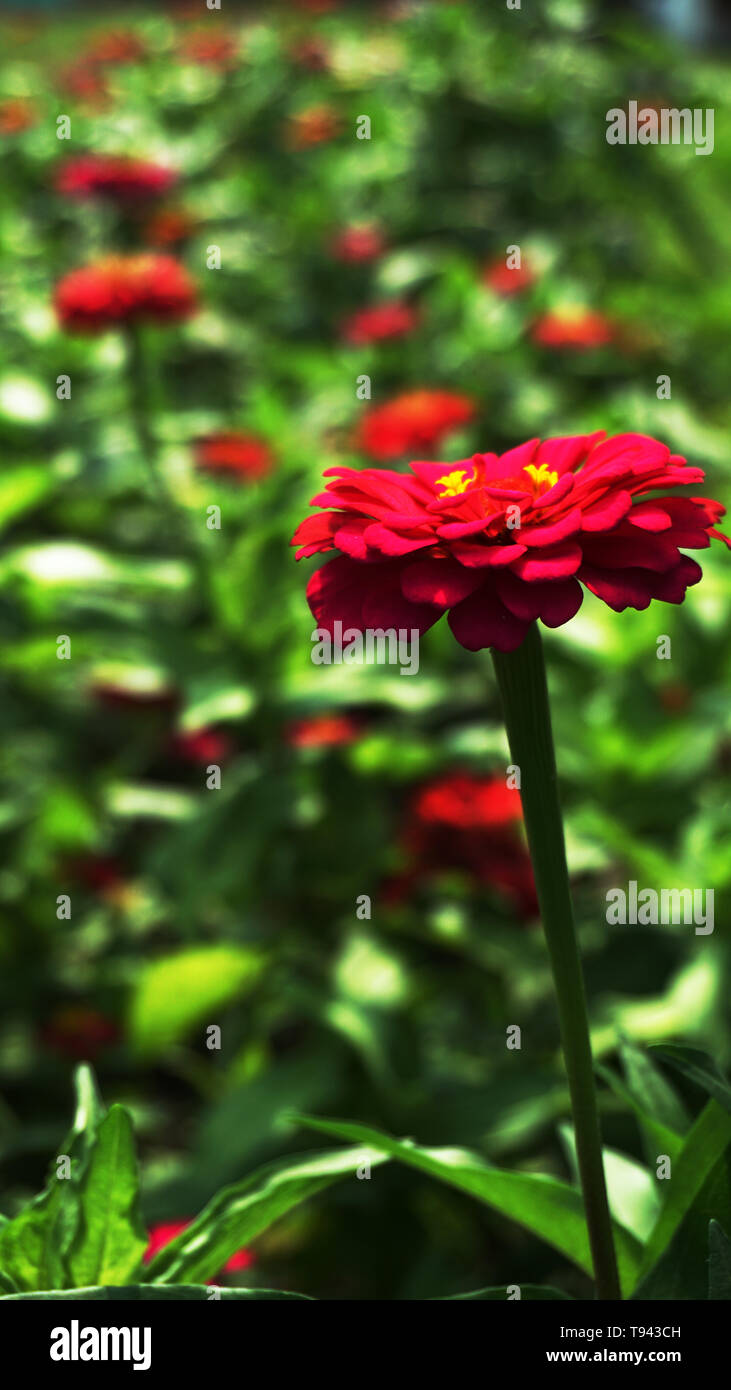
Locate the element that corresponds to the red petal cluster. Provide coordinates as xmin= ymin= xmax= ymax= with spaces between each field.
xmin=55 ymin=154 xmax=176 ymax=203
xmin=532 ymin=307 xmax=613 ymax=350
xmin=330 ymin=223 xmax=386 ymax=263
xmin=388 ymin=772 xmax=537 ymax=916
xmin=193 ymin=432 xmax=274 ymax=481
xmin=286 ymin=104 xmax=341 ymax=148
xmin=342 ymin=301 xmax=418 ymax=345
xmin=286 ymin=713 xmax=360 ymax=748
xmin=292 ymin=433 xmax=729 ymax=652
xmin=55 ymin=254 xmax=197 ymax=333
xmin=357 ymin=389 xmax=476 ymax=461
xmin=483 ymin=257 xmax=535 ymax=296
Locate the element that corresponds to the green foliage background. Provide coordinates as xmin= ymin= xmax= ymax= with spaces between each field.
xmin=0 ymin=0 xmax=729 ymax=1299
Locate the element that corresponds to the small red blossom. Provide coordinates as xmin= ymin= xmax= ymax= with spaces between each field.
xmin=290 ymin=36 xmax=331 ymax=71
xmin=64 ymin=854 xmax=126 ymax=898
xmin=330 ymin=224 xmax=386 ymax=263
xmin=193 ymin=432 xmax=274 ymax=481
xmin=292 ymin=432 xmax=729 ymax=653
xmin=55 ymin=254 xmax=197 ymax=334
xmin=144 ymin=1221 xmax=254 ymax=1280
xmin=357 ymin=390 xmax=476 ymax=461
xmin=40 ymin=1006 xmax=119 ymax=1061
xmin=287 ymin=713 xmax=360 ymax=748
xmin=389 ymin=772 xmax=537 ymax=915
xmin=0 ymin=98 xmax=37 ymax=135
xmin=85 ymin=29 xmax=147 ymax=66
xmin=483 ymin=257 xmax=535 ymax=296
xmin=286 ymin=104 xmax=341 ymax=149
xmin=55 ymin=155 xmax=176 ymax=204
xmin=144 ymin=207 xmax=197 ymax=246
xmin=169 ymin=729 xmax=233 ymax=764
xmin=342 ymin=301 xmax=418 ymax=346
xmin=58 ymin=64 xmax=109 ymax=107
xmin=532 ymin=307 xmax=614 ymax=351
xmin=179 ymin=30 xmax=239 ymax=68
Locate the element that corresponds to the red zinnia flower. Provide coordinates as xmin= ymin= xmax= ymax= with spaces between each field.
xmin=58 ymin=64 xmax=109 ymax=107
xmin=532 ymin=307 xmax=613 ymax=351
xmin=286 ymin=104 xmax=341 ymax=148
xmin=143 ymin=1221 xmax=253 ymax=1279
xmin=341 ymin=302 xmax=418 ymax=346
xmin=55 ymin=254 xmax=197 ymax=333
xmin=483 ymin=257 xmax=535 ymax=296
xmin=193 ymin=432 xmax=274 ymax=481
xmin=169 ymin=729 xmax=233 ymax=764
xmin=0 ymin=98 xmax=37 ymax=135
xmin=292 ymin=432 xmax=729 ymax=653
xmin=179 ymin=30 xmax=239 ymax=68
xmin=85 ymin=29 xmax=146 ymax=66
xmin=330 ymin=224 xmax=386 ymax=263
xmin=287 ymin=713 xmax=360 ymax=748
xmin=357 ymin=390 xmax=476 ymax=461
xmin=390 ymin=772 xmax=537 ymax=915
xmin=55 ymin=155 xmax=176 ymax=203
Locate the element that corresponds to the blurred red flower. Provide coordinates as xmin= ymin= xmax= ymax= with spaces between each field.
xmin=179 ymin=30 xmax=239 ymax=68
xmin=290 ymin=36 xmax=331 ymax=71
xmin=55 ymin=254 xmax=197 ymax=333
xmin=293 ymin=432 xmax=729 ymax=653
xmin=193 ymin=432 xmax=274 ymax=481
xmin=390 ymin=772 xmax=537 ymax=915
xmin=357 ymin=389 xmax=475 ymax=461
xmin=64 ymin=854 xmax=127 ymax=898
xmin=483 ymin=257 xmax=535 ymax=296
xmin=286 ymin=104 xmax=341 ymax=148
xmin=143 ymin=1221 xmax=254 ymax=1279
xmin=55 ymin=155 xmax=176 ymax=203
xmin=532 ymin=307 xmax=613 ymax=350
xmin=0 ymin=98 xmax=37 ymax=135
xmin=330 ymin=224 xmax=386 ymax=263
xmin=169 ymin=729 xmax=233 ymax=764
xmin=287 ymin=713 xmax=360 ymax=748
xmin=40 ymin=1006 xmax=119 ymax=1061
xmin=84 ymin=29 xmax=146 ymax=65
xmin=342 ymin=301 xmax=418 ymax=346
xmin=58 ymin=64 xmax=109 ymax=106
xmin=144 ymin=207 xmax=197 ymax=246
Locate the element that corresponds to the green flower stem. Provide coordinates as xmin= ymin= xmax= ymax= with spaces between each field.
xmin=491 ymin=623 xmax=621 ymax=1301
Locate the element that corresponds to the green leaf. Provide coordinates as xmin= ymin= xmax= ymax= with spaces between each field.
xmin=559 ymin=1124 xmax=660 ymax=1243
xmin=129 ymin=946 xmax=266 ymax=1055
xmin=632 ymin=1100 xmax=731 ymax=1296
xmin=596 ymin=1064 xmax=684 ymax=1167
xmin=0 ymin=466 xmax=53 ymax=532
xmin=147 ymin=1145 xmax=388 ymax=1285
xmin=67 ymin=1106 xmax=147 ymax=1288
xmin=436 ymin=1285 xmax=572 ymax=1301
xmin=0 ymin=1065 xmax=106 ymax=1292
xmin=0 ymin=1285 xmax=311 ymax=1301
xmin=708 ymin=1221 xmax=731 ymax=1300
xmin=620 ymin=1040 xmax=690 ymax=1135
xmin=294 ymin=1115 xmax=643 ymax=1295
xmin=650 ymin=1045 xmax=731 ymax=1116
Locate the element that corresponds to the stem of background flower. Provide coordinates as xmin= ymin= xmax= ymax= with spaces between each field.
xmin=491 ymin=623 xmax=621 ymax=1301
xmin=124 ymin=324 xmax=170 ymax=509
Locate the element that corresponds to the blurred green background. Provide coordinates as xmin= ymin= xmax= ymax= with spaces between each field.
xmin=0 ymin=0 xmax=728 ymax=1299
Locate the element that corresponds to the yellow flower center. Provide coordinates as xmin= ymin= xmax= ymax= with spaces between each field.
xmin=435 ymin=468 xmax=474 ymax=498
xmin=524 ymin=462 xmax=558 ymax=492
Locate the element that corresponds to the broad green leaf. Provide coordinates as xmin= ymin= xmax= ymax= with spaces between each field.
xmin=559 ymin=1124 xmax=660 ymax=1243
xmin=0 ymin=466 xmax=52 ymax=532
xmin=0 ymin=1065 xmax=106 ymax=1292
xmin=129 ymin=946 xmax=266 ymax=1054
xmin=294 ymin=1115 xmax=643 ymax=1295
xmin=633 ymin=1100 xmax=731 ymax=1291
xmin=596 ymin=1064 xmax=683 ymax=1167
xmin=147 ymin=1145 xmax=388 ymax=1285
xmin=708 ymin=1221 xmax=731 ymax=1300
xmin=620 ymin=1040 xmax=690 ymax=1135
xmin=67 ymin=1106 xmax=147 ymax=1288
xmin=0 ymin=1285 xmax=311 ymax=1301
xmin=650 ymin=1045 xmax=731 ymax=1116
xmin=437 ymin=1285 xmax=572 ymax=1300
